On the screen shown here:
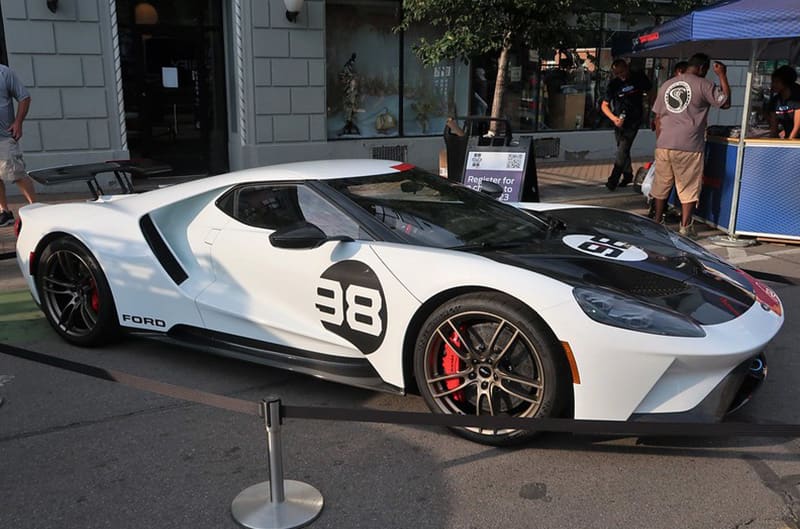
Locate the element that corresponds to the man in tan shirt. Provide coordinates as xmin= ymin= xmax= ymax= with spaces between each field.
xmin=652 ymin=53 xmax=730 ymax=238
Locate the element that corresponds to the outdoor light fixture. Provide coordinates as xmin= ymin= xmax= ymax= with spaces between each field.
xmin=284 ymin=0 xmax=304 ymax=22
xmin=134 ymin=2 xmax=159 ymax=24
xmin=46 ymin=0 xmax=58 ymax=13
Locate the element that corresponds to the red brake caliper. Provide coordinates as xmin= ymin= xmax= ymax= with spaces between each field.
xmin=89 ymin=279 xmax=100 ymax=313
xmin=442 ymin=331 xmax=464 ymax=402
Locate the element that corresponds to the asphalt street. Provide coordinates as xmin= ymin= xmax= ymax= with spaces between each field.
xmin=1 ymin=187 xmax=800 ymax=529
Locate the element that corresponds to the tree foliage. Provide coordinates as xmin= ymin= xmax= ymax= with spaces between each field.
xmin=398 ymin=0 xmax=704 ymax=122
xmin=398 ymin=0 xmax=703 ymax=67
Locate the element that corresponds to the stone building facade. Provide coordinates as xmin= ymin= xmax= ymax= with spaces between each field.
xmin=0 ymin=0 xmax=749 ymax=194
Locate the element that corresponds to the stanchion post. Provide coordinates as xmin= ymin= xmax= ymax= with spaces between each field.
xmin=265 ymin=399 xmax=286 ymax=504
xmin=231 ymin=398 xmax=324 ymax=529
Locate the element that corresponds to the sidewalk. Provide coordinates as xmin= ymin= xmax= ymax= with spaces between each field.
xmin=536 ymin=157 xmax=651 ymax=202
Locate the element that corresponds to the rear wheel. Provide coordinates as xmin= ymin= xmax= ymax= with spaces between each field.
xmin=414 ymin=292 xmax=569 ymax=445
xmin=36 ymin=236 xmax=119 ymax=346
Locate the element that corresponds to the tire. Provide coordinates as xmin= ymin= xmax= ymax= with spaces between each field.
xmin=36 ymin=236 xmax=120 ymax=346
xmin=414 ymin=292 xmax=569 ymax=445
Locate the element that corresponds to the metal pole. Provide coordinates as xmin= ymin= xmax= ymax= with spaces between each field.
xmin=265 ymin=399 xmax=285 ymax=504
xmin=231 ymin=398 xmax=324 ymax=529
xmin=711 ymin=44 xmax=759 ymax=247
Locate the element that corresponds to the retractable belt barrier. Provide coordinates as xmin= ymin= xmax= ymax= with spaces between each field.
xmin=0 ymin=342 xmax=260 ymax=416
xmin=4 ymin=341 xmax=800 ymax=529
xmin=0 ymin=251 xmax=15 ymax=261
xmin=3 ymin=341 xmax=800 ymax=438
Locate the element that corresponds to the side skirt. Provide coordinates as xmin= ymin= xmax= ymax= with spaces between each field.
xmin=125 ymin=325 xmax=404 ymax=395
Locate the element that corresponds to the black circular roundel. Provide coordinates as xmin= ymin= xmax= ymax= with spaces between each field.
xmin=315 ymin=260 xmax=387 ymax=354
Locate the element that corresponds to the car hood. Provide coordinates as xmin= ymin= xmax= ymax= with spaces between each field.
xmin=474 ymin=207 xmax=781 ymax=325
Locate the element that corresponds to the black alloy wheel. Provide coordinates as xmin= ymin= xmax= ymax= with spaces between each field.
xmin=36 ymin=236 xmax=119 ymax=346
xmin=414 ymin=292 xmax=569 ymax=445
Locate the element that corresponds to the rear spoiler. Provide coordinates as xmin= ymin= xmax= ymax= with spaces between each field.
xmin=27 ymin=159 xmax=172 ymax=199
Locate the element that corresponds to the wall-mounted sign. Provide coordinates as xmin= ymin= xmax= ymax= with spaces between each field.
xmin=162 ymin=67 xmax=178 ymax=88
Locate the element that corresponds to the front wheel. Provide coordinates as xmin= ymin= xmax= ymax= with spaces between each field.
xmin=36 ymin=236 xmax=120 ymax=346
xmin=414 ymin=292 xmax=569 ymax=445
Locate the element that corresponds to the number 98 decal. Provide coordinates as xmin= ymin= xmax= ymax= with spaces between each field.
xmin=315 ymin=261 xmax=387 ymax=354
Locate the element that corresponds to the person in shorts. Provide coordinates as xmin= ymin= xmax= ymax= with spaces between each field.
xmin=652 ymin=53 xmax=730 ymax=238
xmin=0 ymin=63 xmax=34 ymax=227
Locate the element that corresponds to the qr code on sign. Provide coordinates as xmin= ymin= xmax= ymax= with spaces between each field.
xmin=506 ymin=153 xmax=524 ymax=169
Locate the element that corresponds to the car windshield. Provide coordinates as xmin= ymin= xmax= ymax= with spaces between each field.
xmin=327 ymin=169 xmax=549 ymax=249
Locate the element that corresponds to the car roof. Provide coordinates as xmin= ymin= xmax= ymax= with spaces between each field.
xmin=106 ymin=159 xmax=415 ymax=211
xmin=233 ymin=159 xmax=413 ymax=183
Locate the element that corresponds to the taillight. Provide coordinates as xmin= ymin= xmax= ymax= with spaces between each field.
xmin=644 ymin=161 xmax=653 ymax=170
xmin=29 ymin=251 xmax=36 ymax=276
xmin=13 ymin=216 xmax=21 ymax=238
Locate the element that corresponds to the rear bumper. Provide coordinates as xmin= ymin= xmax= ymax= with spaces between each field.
xmin=630 ymin=352 xmax=767 ymax=423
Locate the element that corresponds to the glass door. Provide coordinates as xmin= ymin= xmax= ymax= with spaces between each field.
xmin=118 ymin=0 xmax=228 ymax=175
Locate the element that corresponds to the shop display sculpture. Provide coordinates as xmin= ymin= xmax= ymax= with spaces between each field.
xmin=338 ymin=53 xmax=361 ymax=136
xmin=375 ymin=107 xmax=397 ymax=134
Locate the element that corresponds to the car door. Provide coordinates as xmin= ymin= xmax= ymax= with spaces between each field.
xmin=195 ymin=181 xmax=415 ymax=363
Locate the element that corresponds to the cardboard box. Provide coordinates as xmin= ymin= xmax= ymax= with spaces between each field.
xmin=549 ymin=93 xmax=585 ymax=130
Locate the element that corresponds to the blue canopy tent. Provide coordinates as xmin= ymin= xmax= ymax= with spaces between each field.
xmin=630 ymin=0 xmax=800 ymax=60
xmin=627 ymin=0 xmax=800 ymax=243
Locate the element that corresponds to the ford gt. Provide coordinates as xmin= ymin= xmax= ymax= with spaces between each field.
xmin=14 ymin=159 xmax=782 ymax=444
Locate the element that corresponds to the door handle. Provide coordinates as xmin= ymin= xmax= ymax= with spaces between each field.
xmin=204 ymin=228 xmax=221 ymax=245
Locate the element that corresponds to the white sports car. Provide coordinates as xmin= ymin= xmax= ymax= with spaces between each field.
xmin=14 ymin=159 xmax=782 ymax=444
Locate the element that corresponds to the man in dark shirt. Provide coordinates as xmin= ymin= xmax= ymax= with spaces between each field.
xmin=767 ymin=65 xmax=800 ymax=140
xmin=601 ymin=59 xmax=652 ymax=191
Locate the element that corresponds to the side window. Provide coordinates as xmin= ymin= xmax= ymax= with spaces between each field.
xmin=219 ymin=184 xmax=367 ymax=240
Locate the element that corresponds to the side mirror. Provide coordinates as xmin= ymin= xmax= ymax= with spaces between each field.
xmin=400 ymin=180 xmax=424 ymax=194
xmin=269 ymin=222 xmax=328 ymax=249
xmin=479 ymin=180 xmax=503 ymax=199
xmin=269 ymin=221 xmax=354 ymax=249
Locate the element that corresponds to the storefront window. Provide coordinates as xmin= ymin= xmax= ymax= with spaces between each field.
xmin=325 ymin=0 xmax=468 ymax=139
xmin=326 ymin=0 xmax=401 ymax=139
xmin=469 ymin=13 xmax=675 ymax=133
xmin=403 ymin=25 xmax=468 ymax=136
xmin=540 ymin=40 xmax=599 ymax=131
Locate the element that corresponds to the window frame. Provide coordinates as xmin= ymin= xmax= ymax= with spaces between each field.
xmin=325 ymin=0 xmax=466 ymax=140
xmin=323 ymin=169 xmax=550 ymax=249
xmin=214 ymin=181 xmax=384 ymax=241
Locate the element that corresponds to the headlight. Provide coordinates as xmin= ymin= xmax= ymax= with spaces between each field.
xmin=573 ymin=287 xmax=706 ymax=337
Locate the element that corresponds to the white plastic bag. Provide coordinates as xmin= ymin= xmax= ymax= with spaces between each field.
xmin=641 ymin=161 xmax=656 ymax=198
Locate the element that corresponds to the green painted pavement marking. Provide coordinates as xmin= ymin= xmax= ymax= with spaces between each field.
xmin=0 ymin=289 xmax=49 ymax=342
xmin=0 ymin=290 xmax=38 ymax=314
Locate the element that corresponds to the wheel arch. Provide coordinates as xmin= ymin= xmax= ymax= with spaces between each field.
xmin=33 ymin=231 xmax=121 ymax=346
xmin=31 ymin=231 xmax=116 ymax=303
xmin=401 ymin=286 xmax=575 ymax=417
xmin=31 ymin=231 xmax=77 ymax=280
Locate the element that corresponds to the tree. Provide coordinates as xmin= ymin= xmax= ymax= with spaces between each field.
xmin=398 ymin=0 xmax=700 ymax=125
